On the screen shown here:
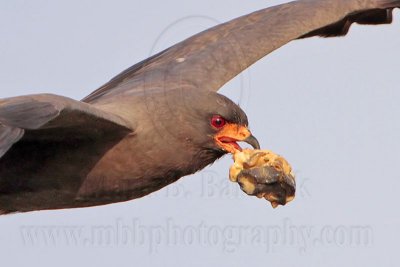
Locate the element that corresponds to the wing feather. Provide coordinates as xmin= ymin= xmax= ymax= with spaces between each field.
xmin=0 ymin=94 xmax=133 ymax=158
xmin=0 ymin=94 xmax=135 ymax=213
xmin=0 ymin=125 xmax=24 ymax=158
xmin=82 ymin=0 xmax=399 ymax=103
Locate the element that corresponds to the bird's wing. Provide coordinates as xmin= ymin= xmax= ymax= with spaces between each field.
xmin=0 ymin=94 xmax=133 ymax=158
xmin=82 ymin=0 xmax=399 ymax=103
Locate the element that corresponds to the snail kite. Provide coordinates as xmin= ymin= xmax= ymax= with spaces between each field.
xmin=0 ymin=0 xmax=399 ymax=213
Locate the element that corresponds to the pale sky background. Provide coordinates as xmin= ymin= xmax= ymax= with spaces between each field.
xmin=0 ymin=1 xmax=399 ymax=266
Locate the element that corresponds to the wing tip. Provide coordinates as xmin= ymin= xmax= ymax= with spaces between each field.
xmin=299 ymin=4 xmax=399 ymax=39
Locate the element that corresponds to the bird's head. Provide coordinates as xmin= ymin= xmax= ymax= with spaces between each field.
xmin=143 ymin=89 xmax=259 ymax=163
xmin=170 ymin=90 xmax=260 ymax=155
xmin=209 ymin=113 xmax=259 ymax=154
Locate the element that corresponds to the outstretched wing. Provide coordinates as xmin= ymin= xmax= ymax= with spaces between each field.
xmin=0 ymin=94 xmax=133 ymax=159
xmin=82 ymin=0 xmax=400 ymax=103
xmin=0 ymin=94 xmax=134 ymax=213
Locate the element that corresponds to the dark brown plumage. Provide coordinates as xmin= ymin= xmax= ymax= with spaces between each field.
xmin=0 ymin=0 xmax=398 ymax=214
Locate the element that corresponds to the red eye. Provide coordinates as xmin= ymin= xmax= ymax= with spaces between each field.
xmin=211 ymin=115 xmax=226 ymax=129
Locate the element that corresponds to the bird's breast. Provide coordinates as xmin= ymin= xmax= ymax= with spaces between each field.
xmin=76 ymin=130 xmax=214 ymax=202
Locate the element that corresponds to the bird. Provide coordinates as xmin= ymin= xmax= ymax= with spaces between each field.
xmin=0 ymin=0 xmax=398 ymax=214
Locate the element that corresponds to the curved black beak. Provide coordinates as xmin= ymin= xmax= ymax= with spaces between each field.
xmin=244 ymin=134 xmax=260 ymax=150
